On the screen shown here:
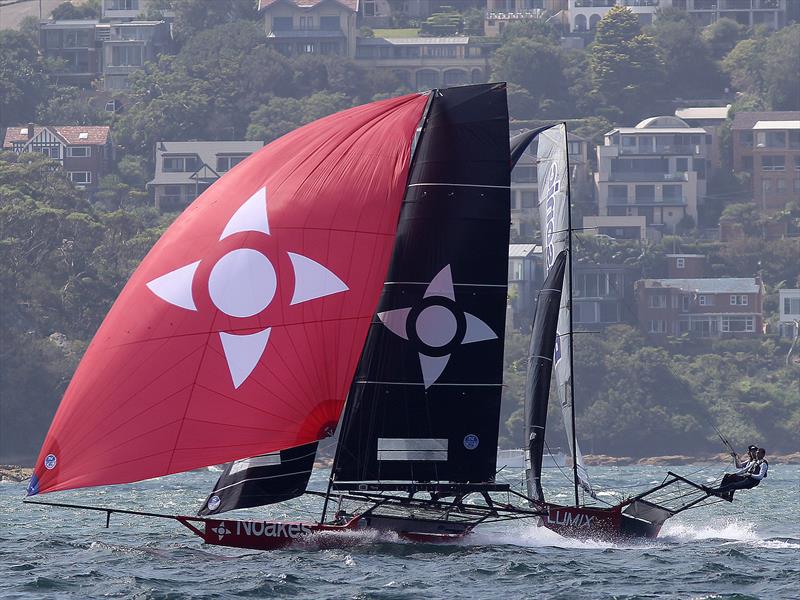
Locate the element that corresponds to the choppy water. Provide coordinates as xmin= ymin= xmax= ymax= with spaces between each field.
xmin=2 ymin=464 xmax=798 ymax=599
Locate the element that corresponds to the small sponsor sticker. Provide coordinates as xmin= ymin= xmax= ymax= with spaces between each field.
xmin=207 ymin=495 xmax=221 ymax=511
xmin=463 ymin=434 xmax=479 ymax=450
xmin=44 ymin=454 xmax=57 ymax=470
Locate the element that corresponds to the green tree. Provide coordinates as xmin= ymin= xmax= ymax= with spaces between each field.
xmin=762 ymin=24 xmax=800 ymax=110
xmin=589 ymin=6 xmax=665 ymax=121
xmin=0 ymin=31 xmax=50 ymax=129
xmin=491 ymin=36 xmax=568 ymax=117
xmin=702 ymin=17 xmax=746 ymax=60
xmin=650 ymin=8 xmax=722 ymax=100
xmin=246 ymin=92 xmax=352 ymax=143
xmin=36 ymin=87 xmax=110 ymax=125
xmin=168 ymin=0 xmax=259 ymax=44
xmin=51 ymin=0 xmax=100 ymax=20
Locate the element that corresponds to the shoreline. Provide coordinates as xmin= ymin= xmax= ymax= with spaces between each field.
xmin=3 ymin=451 xmax=799 ymax=482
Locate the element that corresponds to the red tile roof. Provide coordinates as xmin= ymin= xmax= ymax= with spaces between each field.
xmin=3 ymin=125 xmax=111 ymax=148
xmin=258 ymin=0 xmax=358 ymax=12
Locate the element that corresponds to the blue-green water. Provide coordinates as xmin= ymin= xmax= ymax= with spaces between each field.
xmin=2 ymin=464 xmax=798 ymax=599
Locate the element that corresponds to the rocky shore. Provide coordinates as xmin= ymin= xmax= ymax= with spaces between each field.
xmin=0 ymin=465 xmax=33 ymax=482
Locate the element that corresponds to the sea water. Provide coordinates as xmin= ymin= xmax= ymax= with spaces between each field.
xmin=2 ymin=464 xmax=798 ymax=599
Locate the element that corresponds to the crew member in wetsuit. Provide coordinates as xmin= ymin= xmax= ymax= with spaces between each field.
xmin=708 ymin=448 xmax=768 ymax=495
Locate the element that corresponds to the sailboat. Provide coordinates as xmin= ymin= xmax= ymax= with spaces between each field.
xmin=24 ymin=85 xmax=738 ymax=548
xmin=25 ymin=84 xmax=546 ymax=550
xmin=515 ymin=124 xmax=735 ymax=539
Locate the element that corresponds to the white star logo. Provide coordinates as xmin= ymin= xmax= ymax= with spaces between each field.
xmin=145 ymin=187 xmax=349 ymax=389
xmin=211 ymin=523 xmax=231 ymax=540
xmin=377 ymin=265 xmax=497 ymax=388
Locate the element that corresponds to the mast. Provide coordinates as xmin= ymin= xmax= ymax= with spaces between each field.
xmin=564 ymin=122 xmax=580 ymax=508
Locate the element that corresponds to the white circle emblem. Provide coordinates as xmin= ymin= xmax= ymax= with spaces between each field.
xmin=463 ymin=435 xmax=479 ymax=450
xmin=44 ymin=454 xmax=57 ymax=470
xmin=208 ymin=249 xmax=277 ymax=318
xmin=207 ymin=495 xmax=221 ymax=511
xmin=416 ymin=305 xmax=457 ymax=348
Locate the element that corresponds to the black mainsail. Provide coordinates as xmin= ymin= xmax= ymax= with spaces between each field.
xmin=332 ymin=83 xmax=511 ymax=490
xmin=524 ymin=250 xmax=567 ymax=503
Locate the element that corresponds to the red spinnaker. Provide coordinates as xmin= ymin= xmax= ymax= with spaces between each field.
xmin=30 ymin=93 xmax=428 ymax=495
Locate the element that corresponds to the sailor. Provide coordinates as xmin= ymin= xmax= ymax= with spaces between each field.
xmin=733 ymin=445 xmax=758 ymax=469
xmin=709 ymin=448 xmax=768 ymax=495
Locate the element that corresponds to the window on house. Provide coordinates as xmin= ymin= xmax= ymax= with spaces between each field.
xmin=363 ymin=0 xmax=376 ymax=16
xmin=698 ymin=295 xmax=713 ymax=306
xmin=520 ymin=191 xmax=536 ymax=209
xmin=320 ymin=16 xmax=339 ymax=30
xmin=44 ymin=30 xmax=61 ymax=48
xmin=69 ymin=171 xmax=91 ymax=184
xmin=730 ymin=294 xmax=748 ymax=305
xmin=763 ymin=131 xmax=786 ymax=148
xmin=216 ymin=155 xmax=247 ymax=172
xmin=794 ymin=179 xmax=800 ymax=194
xmin=676 ymin=257 xmax=685 ymax=269
xmin=784 ymin=297 xmax=800 ymax=316
xmin=635 ymin=185 xmax=655 ymax=202
xmin=67 ymin=146 xmax=90 ymax=157
xmin=722 ymin=316 xmax=754 ymax=333
xmin=64 ymin=30 xmax=91 ymax=48
xmin=273 ymin=17 xmax=293 ymax=31
xmin=762 ymin=179 xmax=773 ymax=195
xmin=608 ymin=185 xmax=627 ymax=201
xmin=676 ymin=157 xmax=688 ymax=172
xmin=739 ymin=131 xmax=753 ymax=146
xmin=663 ymin=184 xmax=682 ymax=201
xmin=108 ymin=0 xmax=138 ymax=9
xmin=648 ymin=320 xmax=666 ymax=333
xmin=648 ymin=294 xmax=667 ymax=309
xmin=762 ymin=155 xmax=786 ymax=171
xmin=111 ymin=45 xmax=143 ymax=66
xmin=163 ymin=156 xmax=198 ymax=172
xmin=299 ymin=16 xmax=313 ymax=29
xmin=568 ymin=141 xmax=581 ymax=156
xmin=681 ymin=295 xmax=690 ymax=312
xmin=790 ymin=130 xmax=800 ymax=149
xmin=301 ymin=43 xmax=315 ymax=53
xmin=599 ymin=302 xmax=619 ymax=323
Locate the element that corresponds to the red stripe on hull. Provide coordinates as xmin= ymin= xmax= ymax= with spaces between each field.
xmin=541 ymin=503 xmax=663 ymax=540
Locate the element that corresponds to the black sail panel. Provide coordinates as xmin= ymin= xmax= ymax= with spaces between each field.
xmin=524 ymin=250 xmax=567 ymax=503
xmin=198 ymin=442 xmax=318 ymax=515
xmin=333 ymin=83 xmax=511 ymax=487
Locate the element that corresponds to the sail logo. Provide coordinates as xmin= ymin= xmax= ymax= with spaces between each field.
xmin=542 ymin=162 xmax=560 ymax=271
xmin=377 ymin=265 xmax=497 ymax=388
xmin=44 ymin=454 xmax=57 ymax=470
xmin=546 ymin=511 xmax=595 ymax=528
xmin=207 ymin=495 xmax=221 ymax=511
xmin=236 ymin=521 xmax=313 ymax=538
xmin=211 ymin=523 xmax=231 ymax=540
xmin=145 ymin=187 xmax=349 ymax=389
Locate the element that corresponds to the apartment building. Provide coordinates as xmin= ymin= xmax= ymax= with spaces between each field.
xmin=732 ymin=111 xmax=800 ymax=213
xmin=636 ymin=276 xmax=764 ymax=338
xmin=147 ymin=141 xmax=264 ymax=211
xmin=674 ymin=105 xmax=730 ymax=170
xmin=39 ymin=19 xmax=170 ymax=90
xmin=3 ymin=125 xmax=113 ymax=191
xmin=259 ymin=0 xmax=358 ymax=58
xmin=592 ymin=116 xmax=708 ymax=240
xmin=567 ymin=0 xmax=786 ymax=33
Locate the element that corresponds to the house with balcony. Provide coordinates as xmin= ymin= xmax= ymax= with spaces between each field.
xmin=674 ymin=0 xmax=786 ymax=29
xmin=635 ymin=276 xmax=764 ymax=338
xmin=675 ymin=105 xmax=730 ymax=171
xmin=354 ymin=36 xmax=496 ymax=89
xmin=259 ymin=0 xmax=358 ymax=58
xmin=778 ymin=289 xmax=800 ymax=339
xmin=40 ymin=20 xmax=103 ymax=88
xmin=102 ymin=21 xmax=171 ymax=90
xmin=485 ymin=0 xmax=567 ymax=37
xmin=566 ymin=0 xmax=786 ymax=33
xmin=3 ymin=124 xmax=113 ymax=191
xmin=101 ymin=0 xmax=174 ymax=21
xmin=573 ymin=263 xmax=636 ymax=327
xmin=510 ymin=129 xmax=592 ymax=240
xmin=732 ymin=111 xmax=800 ymax=213
xmin=589 ymin=116 xmax=707 ymax=241
xmin=40 ymin=19 xmax=170 ymax=90
xmin=148 ymin=141 xmax=264 ymax=211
